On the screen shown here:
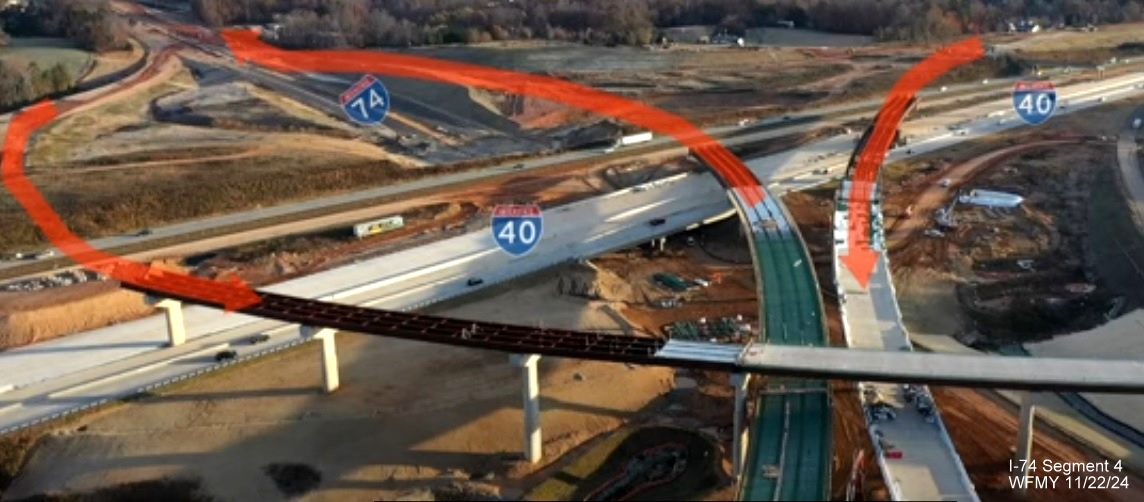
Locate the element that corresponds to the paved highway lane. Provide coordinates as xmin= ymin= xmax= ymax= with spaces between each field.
xmin=0 ymin=175 xmax=727 ymax=391
xmin=0 ymin=197 xmax=733 ymax=432
xmin=3 ymin=74 xmax=1144 ymax=432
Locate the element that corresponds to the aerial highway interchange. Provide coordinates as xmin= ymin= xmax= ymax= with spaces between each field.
xmin=3 ymin=29 xmax=1144 ymax=501
xmin=5 ymin=70 xmax=1140 ymax=403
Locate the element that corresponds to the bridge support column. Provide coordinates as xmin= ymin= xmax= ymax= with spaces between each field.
xmin=731 ymin=373 xmax=752 ymax=480
xmin=144 ymin=295 xmax=186 ymax=347
xmin=1015 ymin=392 xmax=1036 ymax=494
xmin=658 ymin=237 xmax=666 ymax=252
xmin=511 ymin=353 xmax=542 ymax=463
xmin=301 ymin=326 xmax=339 ymax=393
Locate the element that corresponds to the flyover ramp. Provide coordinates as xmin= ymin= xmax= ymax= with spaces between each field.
xmin=720 ymin=180 xmax=831 ymax=501
xmin=835 ymin=251 xmax=977 ymax=502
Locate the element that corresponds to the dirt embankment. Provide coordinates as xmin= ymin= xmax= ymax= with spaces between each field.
xmin=0 ymin=260 xmax=185 ymax=349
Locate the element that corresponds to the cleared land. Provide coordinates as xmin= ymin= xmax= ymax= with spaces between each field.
xmin=2 ymin=60 xmax=426 ymax=254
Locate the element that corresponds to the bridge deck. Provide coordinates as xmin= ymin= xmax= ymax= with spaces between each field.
xmin=728 ymin=184 xmax=831 ymax=502
xmin=838 ymin=250 xmax=977 ymax=502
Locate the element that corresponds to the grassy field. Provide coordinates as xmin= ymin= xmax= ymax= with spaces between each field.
xmin=0 ymin=37 xmax=92 ymax=80
xmin=524 ymin=426 xmax=721 ymax=501
xmin=1008 ymin=22 xmax=1144 ymax=53
xmin=28 ymin=67 xmax=198 ymax=166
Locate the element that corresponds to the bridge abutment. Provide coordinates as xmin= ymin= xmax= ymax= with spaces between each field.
xmin=301 ymin=326 xmax=340 ymax=393
xmin=1014 ymin=392 xmax=1037 ymax=494
xmin=732 ymin=372 xmax=751 ymax=479
xmin=511 ymin=353 xmax=542 ymax=463
xmin=144 ymin=296 xmax=186 ymax=347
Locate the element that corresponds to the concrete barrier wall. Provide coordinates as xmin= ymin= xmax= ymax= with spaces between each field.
xmin=831 ymin=207 xmax=977 ymax=501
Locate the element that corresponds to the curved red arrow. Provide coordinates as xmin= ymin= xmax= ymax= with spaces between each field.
xmin=841 ymin=37 xmax=984 ymax=288
xmin=220 ymin=29 xmax=767 ymax=206
xmin=1 ymin=101 xmax=261 ymax=311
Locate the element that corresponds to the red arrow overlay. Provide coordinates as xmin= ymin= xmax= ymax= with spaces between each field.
xmin=1 ymin=101 xmax=261 ymax=311
xmin=841 ymin=37 xmax=984 ymax=288
xmin=220 ymin=29 xmax=767 ymax=206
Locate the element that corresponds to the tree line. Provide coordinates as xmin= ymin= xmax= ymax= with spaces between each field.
xmin=0 ymin=60 xmax=74 ymax=109
xmin=190 ymin=0 xmax=1144 ymax=49
xmin=0 ymin=0 xmax=127 ymax=110
xmin=1 ymin=0 xmax=129 ymax=53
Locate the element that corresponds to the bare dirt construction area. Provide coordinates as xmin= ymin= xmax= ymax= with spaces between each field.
xmin=878 ymin=98 xmax=1144 ymax=348
xmin=2 ymin=239 xmax=761 ymax=501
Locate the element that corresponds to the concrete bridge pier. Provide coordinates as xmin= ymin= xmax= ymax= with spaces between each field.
xmin=1014 ymin=392 xmax=1037 ymax=494
xmin=300 ymin=326 xmax=340 ymax=393
xmin=732 ymin=373 xmax=752 ymax=479
xmin=649 ymin=237 xmax=666 ymax=252
xmin=511 ymin=353 xmax=543 ymax=463
xmin=144 ymin=295 xmax=186 ymax=347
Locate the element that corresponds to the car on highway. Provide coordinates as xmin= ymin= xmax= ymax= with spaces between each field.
xmin=248 ymin=333 xmax=271 ymax=344
xmin=649 ymin=217 xmax=666 ymax=226
xmin=214 ymin=349 xmax=238 ymax=362
xmin=512 ymin=163 xmax=525 ymax=169
xmin=466 ymin=278 xmax=485 ymax=286
xmin=136 ymin=228 xmax=153 ymax=237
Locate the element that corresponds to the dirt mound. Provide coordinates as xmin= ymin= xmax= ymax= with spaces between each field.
xmin=153 ymin=82 xmax=350 ymax=137
xmin=0 ymin=260 xmax=186 ymax=350
xmin=469 ymin=88 xmax=595 ymax=130
xmin=0 ymin=282 xmax=153 ymax=350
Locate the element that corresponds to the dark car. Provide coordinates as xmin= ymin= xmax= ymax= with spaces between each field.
xmin=214 ymin=349 xmax=238 ymax=362
xmin=467 ymin=278 xmax=485 ymax=286
xmin=248 ymin=333 xmax=271 ymax=345
xmin=137 ymin=228 xmax=153 ymax=237
xmin=513 ymin=163 xmax=525 ymax=169
xmin=649 ymin=218 xmax=666 ymax=226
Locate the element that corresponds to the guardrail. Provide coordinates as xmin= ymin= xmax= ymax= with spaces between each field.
xmin=0 ymin=336 xmax=310 ymax=435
